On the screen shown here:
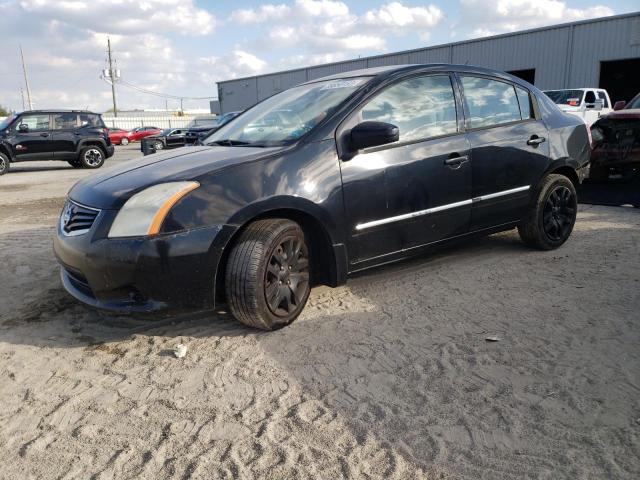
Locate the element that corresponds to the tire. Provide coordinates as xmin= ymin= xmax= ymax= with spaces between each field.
xmin=0 ymin=152 xmax=9 ymax=175
xmin=120 ymin=137 xmax=129 ymax=146
xmin=154 ymin=140 xmax=164 ymax=151
xmin=225 ymin=219 xmax=311 ymax=330
xmin=78 ymin=146 xmax=105 ymax=169
xmin=518 ymin=174 xmax=577 ymax=250
xmin=68 ymin=159 xmax=82 ymax=168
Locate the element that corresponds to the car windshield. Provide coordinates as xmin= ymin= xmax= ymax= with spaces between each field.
xmin=544 ymin=90 xmax=585 ymax=106
xmin=626 ymin=95 xmax=640 ymax=109
xmin=0 ymin=114 xmax=17 ymax=130
xmin=160 ymin=128 xmax=174 ymax=136
xmin=205 ymin=77 xmax=369 ymax=146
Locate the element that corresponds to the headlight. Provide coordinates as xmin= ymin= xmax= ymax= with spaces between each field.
xmin=108 ymin=181 xmax=199 ymax=238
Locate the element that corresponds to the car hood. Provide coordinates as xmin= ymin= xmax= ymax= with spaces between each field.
xmin=187 ymin=126 xmax=216 ymax=133
xmin=602 ymin=108 xmax=640 ymax=120
xmin=69 ymin=145 xmax=285 ymax=209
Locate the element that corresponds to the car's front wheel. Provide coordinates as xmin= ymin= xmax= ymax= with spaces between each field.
xmin=0 ymin=152 xmax=9 ymax=175
xmin=518 ymin=174 xmax=577 ymax=250
xmin=79 ymin=146 xmax=105 ymax=169
xmin=225 ymin=219 xmax=311 ymax=330
xmin=154 ymin=140 xmax=164 ymax=151
xmin=120 ymin=137 xmax=129 ymax=146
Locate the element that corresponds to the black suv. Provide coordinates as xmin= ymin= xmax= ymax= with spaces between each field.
xmin=0 ymin=110 xmax=114 ymax=175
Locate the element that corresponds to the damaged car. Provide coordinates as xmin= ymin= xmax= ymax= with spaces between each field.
xmin=54 ymin=64 xmax=590 ymax=330
xmin=589 ymin=92 xmax=640 ymax=181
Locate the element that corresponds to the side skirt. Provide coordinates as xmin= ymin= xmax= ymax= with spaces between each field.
xmin=347 ymin=221 xmax=520 ymax=275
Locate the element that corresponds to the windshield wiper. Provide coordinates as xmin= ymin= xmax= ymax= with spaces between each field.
xmin=208 ymin=139 xmax=251 ymax=146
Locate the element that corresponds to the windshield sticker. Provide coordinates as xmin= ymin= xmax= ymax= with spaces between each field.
xmin=320 ymin=79 xmax=364 ymax=90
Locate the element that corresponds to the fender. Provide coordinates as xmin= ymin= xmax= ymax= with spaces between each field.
xmin=76 ymin=137 xmax=108 ymax=154
xmin=0 ymin=141 xmax=15 ymax=161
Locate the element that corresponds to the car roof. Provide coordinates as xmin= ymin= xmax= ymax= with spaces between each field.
xmin=17 ymin=109 xmax=100 ymax=115
xmin=302 ymin=63 xmax=534 ymax=87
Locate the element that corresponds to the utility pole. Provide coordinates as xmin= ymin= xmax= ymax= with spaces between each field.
xmin=180 ymin=98 xmax=184 ymax=115
xmin=19 ymin=45 xmax=33 ymax=110
xmin=20 ymin=87 xmax=26 ymax=111
xmin=107 ymin=38 xmax=118 ymax=117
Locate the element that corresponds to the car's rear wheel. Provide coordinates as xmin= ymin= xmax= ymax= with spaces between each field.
xmin=0 ymin=152 xmax=9 ymax=175
xmin=225 ymin=219 xmax=311 ymax=330
xmin=68 ymin=159 xmax=82 ymax=168
xmin=120 ymin=137 xmax=129 ymax=146
xmin=79 ymin=146 xmax=105 ymax=169
xmin=154 ymin=140 xmax=164 ymax=150
xmin=518 ymin=174 xmax=577 ymax=250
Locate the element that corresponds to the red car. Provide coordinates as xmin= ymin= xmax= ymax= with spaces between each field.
xmin=590 ymin=92 xmax=640 ymax=180
xmin=128 ymin=126 xmax=161 ymax=142
xmin=108 ymin=128 xmax=132 ymax=146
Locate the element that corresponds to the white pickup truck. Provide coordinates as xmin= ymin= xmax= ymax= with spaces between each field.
xmin=543 ymin=88 xmax=613 ymax=126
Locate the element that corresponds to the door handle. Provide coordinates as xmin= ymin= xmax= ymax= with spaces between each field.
xmin=444 ymin=155 xmax=469 ymax=168
xmin=527 ymin=136 xmax=546 ymax=146
xmin=40 ymin=133 xmax=50 ymax=137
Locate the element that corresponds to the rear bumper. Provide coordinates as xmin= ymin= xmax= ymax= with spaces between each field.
xmin=54 ymin=217 xmax=231 ymax=314
xmin=105 ymin=145 xmax=115 ymax=158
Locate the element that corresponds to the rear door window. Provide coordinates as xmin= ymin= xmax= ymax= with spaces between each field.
xmin=460 ymin=76 xmax=522 ymax=128
xmin=53 ymin=113 xmax=78 ymax=130
xmin=79 ymin=113 xmax=104 ymax=127
xmin=360 ymin=75 xmax=458 ymax=143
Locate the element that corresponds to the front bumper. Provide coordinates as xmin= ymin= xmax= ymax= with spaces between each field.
xmin=54 ymin=211 xmax=230 ymax=314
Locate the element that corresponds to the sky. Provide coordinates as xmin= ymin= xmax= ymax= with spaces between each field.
xmin=0 ymin=0 xmax=637 ymax=113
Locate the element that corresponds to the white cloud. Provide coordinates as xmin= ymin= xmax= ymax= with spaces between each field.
xmin=232 ymin=1 xmax=444 ymax=59
xmin=363 ymin=2 xmax=443 ymax=29
xmin=198 ymin=50 xmax=267 ymax=81
xmin=230 ymin=4 xmax=291 ymax=24
xmin=20 ymin=0 xmax=216 ymax=35
xmin=460 ymin=0 xmax=614 ymax=36
xmin=295 ymin=0 xmax=350 ymax=17
xmin=0 ymin=0 xmax=217 ymax=112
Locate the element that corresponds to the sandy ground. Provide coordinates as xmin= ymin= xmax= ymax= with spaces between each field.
xmin=1 ymin=147 xmax=639 ymax=479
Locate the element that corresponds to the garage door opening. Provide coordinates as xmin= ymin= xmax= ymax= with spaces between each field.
xmin=599 ymin=58 xmax=640 ymax=105
xmin=507 ymin=69 xmax=536 ymax=85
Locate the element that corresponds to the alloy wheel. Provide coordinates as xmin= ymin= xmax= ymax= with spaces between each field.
xmin=121 ymin=138 xmax=129 ymax=145
xmin=0 ymin=156 xmax=6 ymax=174
xmin=84 ymin=148 xmax=103 ymax=167
xmin=154 ymin=141 xmax=164 ymax=150
xmin=542 ymin=185 xmax=575 ymax=242
xmin=264 ymin=234 xmax=309 ymax=320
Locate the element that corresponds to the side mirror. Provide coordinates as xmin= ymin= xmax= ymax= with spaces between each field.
xmin=18 ymin=123 xmax=29 ymax=133
xmin=350 ymin=121 xmax=399 ymax=150
xmin=613 ymin=100 xmax=626 ymax=111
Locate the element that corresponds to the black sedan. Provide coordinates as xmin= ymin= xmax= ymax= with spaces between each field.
xmin=184 ymin=111 xmax=242 ymax=145
xmin=140 ymin=128 xmax=188 ymax=155
xmin=54 ymin=64 xmax=590 ymax=330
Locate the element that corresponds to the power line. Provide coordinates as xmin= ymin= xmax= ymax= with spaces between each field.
xmin=117 ymin=79 xmax=217 ymax=100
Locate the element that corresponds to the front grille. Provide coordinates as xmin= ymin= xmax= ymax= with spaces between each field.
xmin=60 ymin=200 xmax=100 ymax=236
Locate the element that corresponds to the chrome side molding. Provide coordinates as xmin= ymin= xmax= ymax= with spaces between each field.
xmin=355 ymin=185 xmax=530 ymax=231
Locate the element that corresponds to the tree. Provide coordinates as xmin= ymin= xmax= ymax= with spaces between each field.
xmin=0 ymin=105 xmax=10 ymax=116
